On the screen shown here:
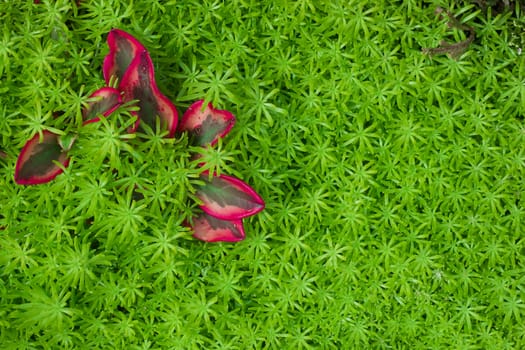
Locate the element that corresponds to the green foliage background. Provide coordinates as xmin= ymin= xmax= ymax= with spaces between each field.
xmin=1 ymin=0 xmax=525 ymax=348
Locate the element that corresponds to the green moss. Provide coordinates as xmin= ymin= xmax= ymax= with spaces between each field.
xmin=1 ymin=0 xmax=525 ymax=348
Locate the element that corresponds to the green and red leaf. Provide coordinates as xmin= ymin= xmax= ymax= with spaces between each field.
xmin=103 ymin=29 xmax=146 ymax=85
xmin=179 ymin=100 xmax=235 ymax=147
xmin=191 ymin=212 xmax=245 ymax=242
xmin=14 ymin=131 xmax=70 ymax=185
xmin=119 ymin=50 xmax=178 ymax=136
xmin=82 ymin=87 xmax=122 ymax=124
xmin=196 ymin=172 xmax=265 ymax=220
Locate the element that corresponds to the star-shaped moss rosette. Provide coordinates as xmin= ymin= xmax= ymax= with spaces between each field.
xmin=13 ymin=28 xmax=264 ymax=243
xmin=180 ymin=101 xmax=265 ymax=242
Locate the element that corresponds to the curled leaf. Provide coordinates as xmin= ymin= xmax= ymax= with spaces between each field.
xmin=191 ymin=212 xmax=245 ymax=243
xmin=15 ymin=131 xmax=70 ymax=185
xmin=103 ymin=29 xmax=146 ymax=85
xmin=179 ymin=100 xmax=235 ymax=147
xmin=196 ymin=172 xmax=265 ymax=220
xmin=119 ymin=50 xmax=178 ymax=136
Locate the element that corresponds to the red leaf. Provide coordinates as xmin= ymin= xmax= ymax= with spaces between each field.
xmin=103 ymin=29 xmax=146 ymax=85
xmin=179 ymin=100 xmax=235 ymax=147
xmin=14 ymin=131 xmax=70 ymax=185
xmin=119 ymin=50 xmax=178 ymax=137
xmin=191 ymin=212 xmax=245 ymax=242
xmin=196 ymin=172 xmax=265 ymax=220
xmin=82 ymin=87 xmax=122 ymax=125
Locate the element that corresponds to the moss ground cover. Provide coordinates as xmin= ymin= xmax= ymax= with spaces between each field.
xmin=1 ymin=0 xmax=525 ymax=348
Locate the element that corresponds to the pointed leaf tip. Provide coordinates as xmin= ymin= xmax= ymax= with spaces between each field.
xmin=191 ymin=212 xmax=245 ymax=242
xmin=179 ymin=100 xmax=236 ymax=147
xmin=82 ymin=87 xmax=122 ymax=124
xmin=119 ymin=50 xmax=178 ymax=137
xmin=103 ymin=29 xmax=146 ymax=85
xmin=196 ymin=172 xmax=265 ymax=220
xmin=15 ymin=131 xmax=70 ymax=185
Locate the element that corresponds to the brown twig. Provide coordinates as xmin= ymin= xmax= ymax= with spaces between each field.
xmin=422 ymin=7 xmax=476 ymax=59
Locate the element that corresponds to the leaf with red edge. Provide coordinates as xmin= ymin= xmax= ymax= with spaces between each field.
xmin=119 ymin=50 xmax=178 ymax=137
xmin=15 ymin=131 xmax=70 ymax=185
xmin=82 ymin=87 xmax=122 ymax=125
xmin=179 ymin=100 xmax=235 ymax=147
xmin=103 ymin=29 xmax=146 ymax=85
xmin=196 ymin=172 xmax=265 ymax=220
xmin=191 ymin=212 xmax=245 ymax=242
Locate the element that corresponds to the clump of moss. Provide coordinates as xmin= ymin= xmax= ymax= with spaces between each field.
xmin=507 ymin=17 xmax=525 ymax=54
